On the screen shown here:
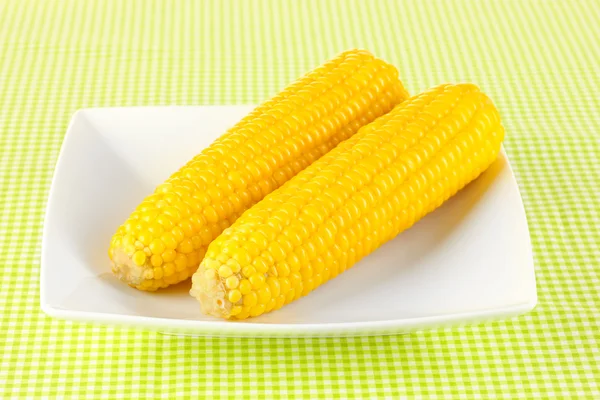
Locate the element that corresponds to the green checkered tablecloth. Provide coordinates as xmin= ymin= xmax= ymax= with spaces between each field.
xmin=1 ymin=0 xmax=598 ymax=398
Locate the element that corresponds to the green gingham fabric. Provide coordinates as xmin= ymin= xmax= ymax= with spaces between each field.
xmin=1 ymin=0 xmax=599 ymax=398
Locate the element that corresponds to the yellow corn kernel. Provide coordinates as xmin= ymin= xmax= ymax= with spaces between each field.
xmin=132 ymin=251 xmax=146 ymax=266
xmin=174 ymin=254 xmax=187 ymax=272
xmin=249 ymin=274 xmax=266 ymax=289
xmin=161 ymin=249 xmax=176 ymax=263
xmin=149 ymin=239 xmax=165 ymax=255
xmin=160 ymin=232 xmax=178 ymax=250
xmin=226 ymin=259 xmax=241 ymax=274
xmin=243 ymin=292 xmax=258 ymax=308
xmin=110 ymin=49 xmax=409 ymax=291
xmin=163 ymin=263 xmax=175 ymax=277
xmin=250 ymin=304 xmax=265 ymax=317
xmin=177 ymin=238 xmax=194 ymax=254
xmin=258 ymin=287 xmax=272 ymax=304
xmin=225 ymin=276 xmax=239 ymax=290
xmin=265 ymin=298 xmax=277 ymax=313
xmin=228 ymin=289 xmax=242 ymax=304
xmin=190 ymin=83 xmax=504 ymax=319
xmin=241 ymin=266 xmax=256 ymax=279
xmin=150 ymin=254 xmax=163 ymax=268
xmin=239 ymin=280 xmax=252 ymax=295
xmin=218 ymin=265 xmax=233 ymax=278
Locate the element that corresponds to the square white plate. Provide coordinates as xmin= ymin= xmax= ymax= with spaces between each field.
xmin=41 ymin=106 xmax=537 ymax=337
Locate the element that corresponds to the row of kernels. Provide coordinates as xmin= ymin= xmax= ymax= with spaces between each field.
xmin=202 ymin=91 xmax=404 ymax=260
xmin=194 ymin=55 xmax=406 ymax=302
xmin=231 ymin=81 xmax=408 ymax=250
xmin=231 ymin=86 xmax=499 ymax=313
xmin=115 ymin=51 xmax=405 ymax=290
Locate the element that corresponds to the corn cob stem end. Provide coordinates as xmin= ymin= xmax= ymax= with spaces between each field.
xmin=111 ymin=249 xmax=147 ymax=288
xmin=190 ymin=261 xmax=231 ymax=318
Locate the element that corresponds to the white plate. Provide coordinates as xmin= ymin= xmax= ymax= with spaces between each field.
xmin=41 ymin=106 xmax=537 ymax=337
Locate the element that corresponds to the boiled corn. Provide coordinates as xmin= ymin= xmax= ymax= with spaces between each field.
xmin=190 ymin=83 xmax=505 ymax=319
xmin=109 ymin=49 xmax=409 ymax=290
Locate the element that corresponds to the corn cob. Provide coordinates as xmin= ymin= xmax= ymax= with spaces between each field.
xmin=109 ymin=50 xmax=408 ymax=290
xmin=190 ymin=83 xmax=504 ymax=319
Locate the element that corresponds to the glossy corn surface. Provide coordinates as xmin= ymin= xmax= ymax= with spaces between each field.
xmin=109 ymin=49 xmax=408 ymax=290
xmin=190 ymin=83 xmax=505 ymax=319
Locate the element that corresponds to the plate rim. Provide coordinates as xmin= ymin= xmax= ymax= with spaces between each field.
xmin=40 ymin=299 xmax=536 ymax=337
